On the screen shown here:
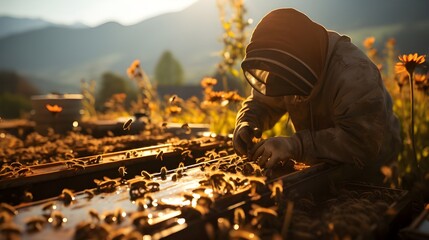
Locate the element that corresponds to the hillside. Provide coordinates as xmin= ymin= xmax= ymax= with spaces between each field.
xmin=0 ymin=0 xmax=428 ymax=93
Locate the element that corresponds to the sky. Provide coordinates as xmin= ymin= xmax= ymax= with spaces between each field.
xmin=0 ymin=0 xmax=198 ymax=27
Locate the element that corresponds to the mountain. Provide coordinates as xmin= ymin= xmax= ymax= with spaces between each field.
xmin=0 ymin=16 xmax=88 ymax=39
xmin=0 ymin=0 xmax=428 ymax=94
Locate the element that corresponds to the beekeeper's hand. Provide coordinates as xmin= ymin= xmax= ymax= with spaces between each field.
xmin=250 ymin=137 xmax=298 ymax=168
xmin=233 ymin=122 xmax=262 ymax=156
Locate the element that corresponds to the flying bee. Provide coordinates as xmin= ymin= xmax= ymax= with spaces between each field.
xmin=156 ymin=150 xmax=164 ymax=161
xmin=140 ymin=170 xmax=152 ymax=180
xmin=118 ymin=166 xmax=127 ymax=177
xmin=123 ymin=119 xmax=133 ymax=131
xmin=25 ymin=216 xmax=46 ymax=232
xmin=160 ymin=166 xmax=167 ymax=180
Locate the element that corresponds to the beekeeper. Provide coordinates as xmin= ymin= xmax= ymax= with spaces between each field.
xmin=233 ymin=8 xmax=401 ymax=180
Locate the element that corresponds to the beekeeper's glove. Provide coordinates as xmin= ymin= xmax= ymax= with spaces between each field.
xmin=250 ymin=136 xmax=299 ymax=168
xmin=233 ymin=122 xmax=262 ymax=156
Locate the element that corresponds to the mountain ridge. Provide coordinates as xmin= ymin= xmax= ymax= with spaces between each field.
xmin=0 ymin=0 xmax=428 ymax=93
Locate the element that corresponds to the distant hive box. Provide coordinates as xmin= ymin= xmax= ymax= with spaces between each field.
xmin=31 ymin=94 xmax=83 ymax=135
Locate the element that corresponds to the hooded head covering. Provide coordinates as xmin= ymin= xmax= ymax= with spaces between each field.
xmin=242 ymin=8 xmax=329 ymax=96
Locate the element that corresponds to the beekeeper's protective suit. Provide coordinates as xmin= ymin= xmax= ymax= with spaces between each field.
xmin=233 ymin=8 xmax=401 ymax=179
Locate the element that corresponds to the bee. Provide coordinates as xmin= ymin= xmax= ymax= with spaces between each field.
xmin=0 ymin=222 xmax=21 ymax=235
xmin=65 ymin=152 xmax=75 ymax=160
xmin=196 ymin=157 xmax=208 ymax=163
xmin=74 ymin=221 xmax=110 ymax=240
xmin=132 ymin=151 xmax=139 ymax=157
xmin=10 ymin=162 xmax=23 ymax=168
xmin=123 ymin=119 xmax=133 ymax=131
xmin=88 ymin=209 xmax=100 ymax=222
xmin=156 ymin=150 xmax=164 ymax=161
xmin=42 ymin=201 xmax=56 ymax=211
xmin=103 ymin=211 xmax=117 ymax=224
xmin=169 ymin=94 xmax=178 ymax=104
xmin=205 ymin=150 xmax=218 ymax=159
xmin=160 ymin=166 xmax=167 ymax=180
xmin=171 ymin=173 xmax=178 ymax=182
xmin=16 ymin=167 xmax=33 ymax=176
xmin=125 ymin=151 xmax=131 ymax=159
xmin=234 ymin=208 xmax=246 ymax=226
xmin=178 ymin=162 xmax=185 ymax=169
xmin=0 ymin=165 xmax=13 ymax=174
xmin=65 ymin=160 xmax=76 ymax=168
xmin=22 ymin=191 xmax=33 ymax=202
xmin=72 ymin=163 xmax=85 ymax=171
xmin=0 ymin=203 xmax=18 ymax=216
xmin=96 ymin=178 xmax=119 ymax=193
xmin=269 ymin=180 xmax=283 ymax=199
xmin=218 ymin=150 xmax=229 ymax=157
xmin=140 ymin=170 xmax=152 ymax=180
xmin=60 ymin=188 xmax=75 ymax=205
xmin=96 ymin=155 xmax=103 ymax=163
xmin=74 ymin=159 xmax=86 ymax=165
xmin=49 ymin=210 xmax=67 ymax=228
xmin=161 ymin=122 xmax=168 ymax=128
xmin=130 ymin=211 xmax=149 ymax=227
xmin=118 ymin=166 xmax=127 ymax=177
xmin=84 ymin=189 xmax=95 ymax=199
xmin=181 ymin=123 xmax=191 ymax=134
xmin=25 ymin=216 xmax=46 ymax=232
xmin=146 ymin=182 xmax=160 ymax=192
xmin=181 ymin=150 xmax=192 ymax=159
xmin=250 ymin=204 xmax=278 ymax=217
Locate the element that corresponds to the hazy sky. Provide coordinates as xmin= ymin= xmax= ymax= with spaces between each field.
xmin=0 ymin=0 xmax=198 ymax=26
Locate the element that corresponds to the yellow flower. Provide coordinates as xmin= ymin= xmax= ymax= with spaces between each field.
xmin=45 ymin=104 xmax=63 ymax=113
xmin=395 ymin=53 xmax=426 ymax=74
xmin=127 ymin=59 xmax=141 ymax=78
xmin=363 ymin=36 xmax=375 ymax=49
xmin=168 ymin=106 xmax=182 ymax=114
xmin=201 ymin=77 xmax=218 ymax=88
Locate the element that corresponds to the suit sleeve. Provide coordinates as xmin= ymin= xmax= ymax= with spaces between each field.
xmin=292 ymin=63 xmax=388 ymax=167
xmin=235 ymin=89 xmax=287 ymax=131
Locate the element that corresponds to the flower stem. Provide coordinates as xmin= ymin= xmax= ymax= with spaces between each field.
xmin=408 ymin=73 xmax=420 ymax=176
